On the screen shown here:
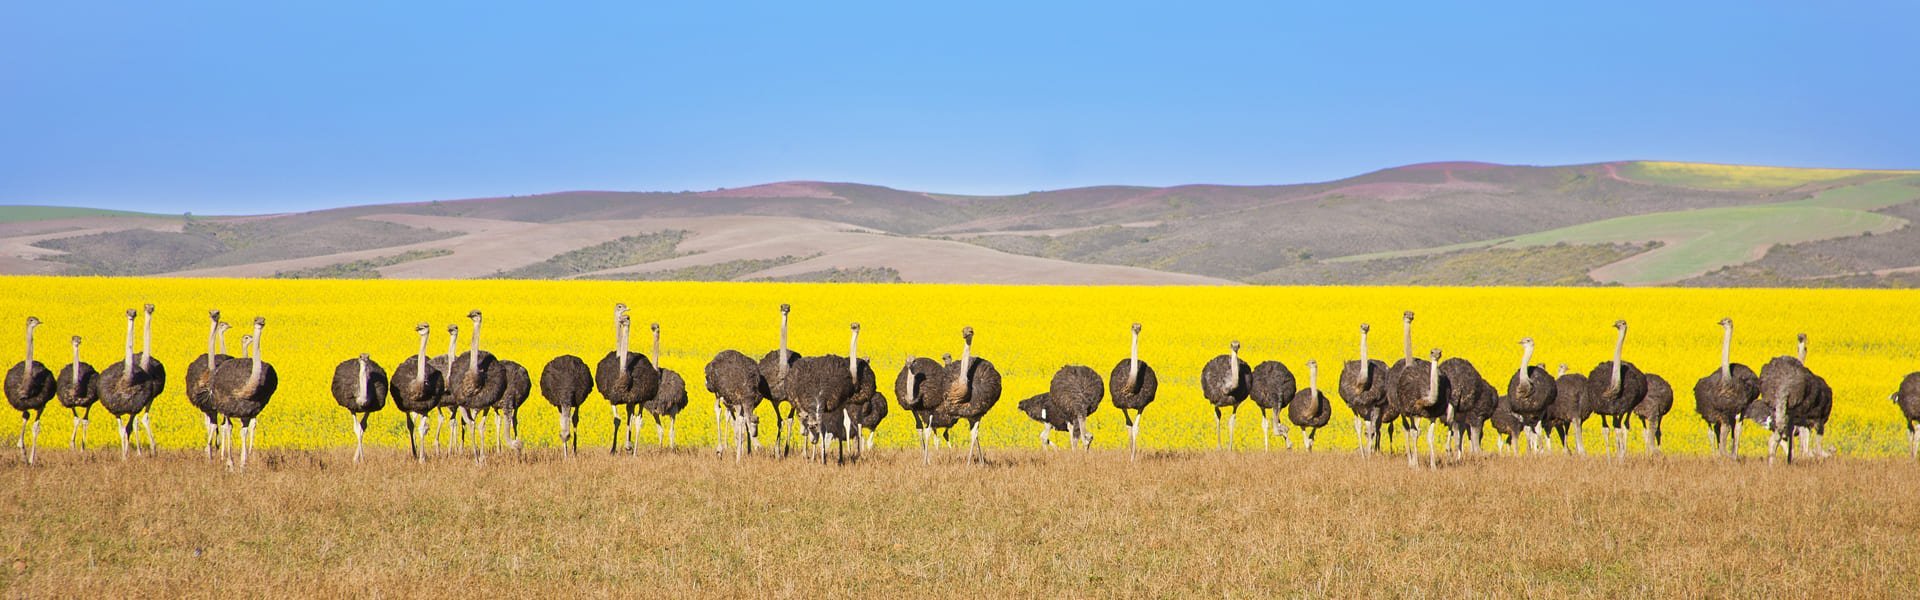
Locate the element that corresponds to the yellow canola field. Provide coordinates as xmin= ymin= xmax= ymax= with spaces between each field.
xmin=1 ymin=276 xmax=1916 ymax=457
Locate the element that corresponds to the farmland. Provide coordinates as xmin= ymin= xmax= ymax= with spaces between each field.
xmin=2 ymin=276 xmax=1918 ymax=456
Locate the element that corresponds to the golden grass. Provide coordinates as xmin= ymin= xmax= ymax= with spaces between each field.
xmin=3 ymin=448 xmax=1918 ymax=597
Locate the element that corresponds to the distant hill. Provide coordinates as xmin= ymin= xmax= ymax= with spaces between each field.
xmin=3 ymin=161 xmax=1917 ymax=286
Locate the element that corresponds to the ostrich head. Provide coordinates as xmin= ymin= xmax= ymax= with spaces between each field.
xmin=1520 ymin=336 xmax=1533 ymax=346
xmin=1360 ymin=323 xmax=1370 ymax=334
xmin=650 ymin=322 xmax=660 ymax=334
xmin=71 ymin=335 xmax=81 ymax=346
xmin=26 ymin=316 xmax=40 ymax=329
xmin=253 ymin=316 xmax=267 ymax=328
xmin=1229 ymin=340 xmax=1240 ymax=353
xmin=1613 ymin=319 xmax=1627 ymax=331
xmin=468 ymin=310 xmax=483 ymax=323
xmin=1718 ymin=317 xmax=1733 ymax=327
xmin=1403 ymin=311 xmax=1415 ymax=323
xmin=1429 ymin=348 xmax=1442 ymax=361
xmin=445 ymin=324 xmax=459 ymax=336
xmin=1557 ymin=363 xmax=1568 ymax=377
xmin=780 ymin=303 xmax=791 ymax=315
xmin=358 ymin=352 xmax=370 ymax=362
xmin=1130 ymin=322 xmax=1142 ymax=334
xmin=124 ymin=308 xmax=136 ymax=320
xmin=208 ymin=309 xmax=221 ymax=322
xmin=143 ymin=303 xmax=155 ymax=315
xmin=217 ymin=322 xmax=231 ymax=334
xmin=941 ymin=353 xmax=953 ymax=366
xmin=962 ymin=326 xmax=974 ymax=343
xmin=415 ymin=323 xmax=431 ymax=336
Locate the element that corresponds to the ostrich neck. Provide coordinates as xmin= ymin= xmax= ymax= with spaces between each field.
xmin=416 ymin=334 xmax=429 ymax=380
xmin=141 ymin=312 xmax=153 ymax=369
xmin=356 ymin=357 xmax=369 ymax=403
xmin=70 ymin=341 xmax=80 ymax=374
xmin=961 ymin=340 xmax=973 ymax=385
xmin=1720 ymin=326 xmax=1732 ymax=379
xmin=905 ymin=369 xmax=917 ymax=404
xmin=1427 ymin=357 xmax=1440 ymax=403
xmin=847 ymin=330 xmax=858 ymax=378
xmin=1797 ymin=340 xmax=1807 ymax=363
xmin=652 ymin=328 xmax=662 ymax=371
xmin=469 ymin=320 xmax=482 ymax=371
xmin=617 ymin=319 xmax=629 ymax=371
xmin=206 ymin=321 xmax=219 ymax=369
xmin=1359 ymin=330 xmax=1370 ymax=380
xmin=1402 ymin=321 xmax=1413 ymax=363
xmin=1309 ymin=364 xmax=1319 ymax=396
xmin=1611 ymin=328 xmax=1625 ymax=389
xmin=23 ymin=325 xmax=33 ymax=367
xmin=247 ymin=326 xmax=263 ymax=389
xmin=444 ymin=333 xmax=458 ymax=362
xmin=121 ymin=319 xmax=134 ymax=382
xmin=1517 ymin=344 xmax=1534 ymax=393
xmin=1223 ymin=347 xmax=1238 ymax=389
xmin=778 ymin=314 xmax=789 ymax=373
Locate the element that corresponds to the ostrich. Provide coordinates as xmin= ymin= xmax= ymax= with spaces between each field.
xmin=1248 ymin=355 xmax=1296 ymax=450
xmin=1046 ymin=364 xmax=1103 ymax=449
xmin=1287 ymin=360 xmax=1331 ymax=451
xmin=1505 ymin=337 xmax=1557 ymax=453
xmin=641 ymin=323 xmax=689 ymax=448
xmin=185 ymin=311 xmax=231 ymax=457
xmin=99 ymin=309 xmax=161 ymax=460
xmin=757 ymin=304 xmax=804 ymax=456
xmin=1693 ymin=318 xmax=1761 ymax=458
xmin=931 ymin=326 xmax=1002 ymax=465
xmin=1635 ymin=373 xmax=1673 ymax=454
xmin=1489 ymin=391 xmax=1524 ymax=455
xmin=849 ymin=373 xmax=887 ymax=452
xmin=330 ymin=353 xmax=389 ymax=463
xmin=1392 ymin=348 xmax=1449 ymax=469
xmin=393 ymin=324 xmax=446 ymax=461
xmin=789 ymin=322 xmax=860 ymax=464
xmin=1384 ymin=311 xmax=1424 ymax=455
xmin=449 ymin=310 xmax=508 ymax=460
xmin=1545 ymin=364 xmax=1591 ymax=454
xmin=56 ymin=334 xmax=98 ymax=450
xmin=596 ymin=307 xmax=658 ymax=456
xmin=1796 ymin=334 xmax=1835 ymax=459
xmin=895 ymin=355 xmax=946 ymax=463
xmin=1108 ymin=323 xmax=1158 ymax=460
xmin=493 ymin=360 xmax=531 ymax=453
xmin=129 ymin=304 xmax=166 ymax=454
xmin=1586 ymin=320 xmax=1648 ymax=458
xmin=838 ymin=350 xmax=886 ymax=454
xmin=1892 ymin=373 xmax=1920 ymax=459
xmin=1440 ymin=354 xmax=1491 ymax=458
xmin=210 ymin=317 xmax=278 ymax=469
xmin=539 ymin=354 xmax=592 ymax=457
xmin=428 ymin=324 xmax=460 ymax=452
xmin=706 ymin=349 xmax=764 ymax=461
xmin=1200 ymin=341 xmax=1251 ymax=450
xmin=1017 ymin=392 xmax=1070 ymax=448
xmin=1759 ymin=334 xmax=1821 ymax=464
xmin=5 ymin=317 xmax=55 ymax=464
xmin=1339 ymin=323 xmax=1390 ymax=454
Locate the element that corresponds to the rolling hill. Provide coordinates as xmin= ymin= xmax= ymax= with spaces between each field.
xmin=4 ymin=161 xmax=1917 ymax=286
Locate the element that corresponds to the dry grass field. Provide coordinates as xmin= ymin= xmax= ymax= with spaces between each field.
xmin=4 ymin=448 xmax=1918 ymax=598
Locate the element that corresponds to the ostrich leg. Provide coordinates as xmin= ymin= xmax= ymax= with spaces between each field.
xmin=69 ymin=408 xmax=82 ymax=449
xmin=1403 ymin=420 xmax=1417 ymax=468
xmin=1260 ymin=409 xmax=1271 ymax=450
xmin=1228 ymin=407 xmax=1238 ymax=450
xmin=1425 ymin=421 xmax=1439 ymax=469
xmin=117 ymin=415 xmax=131 ymax=460
xmin=1213 ymin=407 xmax=1223 ymax=450
xmin=27 ymin=412 xmax=39 ymax=465
xmin=140 ymin=410 xmax=156 ymax=454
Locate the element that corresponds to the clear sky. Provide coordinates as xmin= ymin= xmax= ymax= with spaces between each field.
xmin=4 ymin=1 xmax=1917 ymax=214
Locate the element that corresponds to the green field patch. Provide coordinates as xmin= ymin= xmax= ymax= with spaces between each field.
xmin=1505 ymin=205 xmax=1905 ymax=284
xmin=1783 ymin=175 xmax=1920 ymax=210
xmin=0 ymin=205 xmax=171 ymax=222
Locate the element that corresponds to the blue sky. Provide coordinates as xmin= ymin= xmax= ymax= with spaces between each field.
xmin=3 ymin=1 xmax=1917 ymax=213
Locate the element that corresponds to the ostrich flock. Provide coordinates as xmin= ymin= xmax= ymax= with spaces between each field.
xmin=7 ymin=304 xmax=1920 ymax=469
